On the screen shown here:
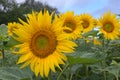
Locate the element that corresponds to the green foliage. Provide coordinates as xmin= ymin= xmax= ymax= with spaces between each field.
xmin=0 ymin=24 xmax=9 ymax=50
xmin=67 ymin=55 xmax=99 ymax=66
xmin=1 ymin=27 xmax=120 ymax=80
xmin=0 ymin=67 xmax=32 ymax=80
xmin=5 ymin=37 xmax=21 ymax=48
xmin=0 ymin=24 xmax=8 ymax=42
xmin=82 ymin=30 xmax=99 ymax=37
xmin=55 ymin=35 xmax=120 ymax=80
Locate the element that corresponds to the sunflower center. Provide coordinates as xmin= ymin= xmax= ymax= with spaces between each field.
xmin=36 ymin=36 xmax=49 ymax=49
xmin=82 ymin=20 xmax=89 ymax=29
xmin=66 ymin=22 xmax=72 ymax=27
xmin=63 ymin=21 xmax=76 ymax=33
xmin=103 ymin=23 xmax=114 ymax=33
xmin=30 ymin=30 xmax=57 ymax=58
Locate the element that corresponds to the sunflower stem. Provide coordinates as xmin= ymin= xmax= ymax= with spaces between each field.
xmin=48 ymin=71 xmax=51 ymax=80
xmin=86 ymin=65 xmax=89 ymax=77
xmin=36 ymin=76 xmax=38 ymax=80
xmin=57 ymin=64 xmax=69 ymax=80
xmin=2 ymin=49 xmax=5 ymax=66
xmin=70 ymin=74 xmax=73 ymax=80
xmin=66 ymin=67 xmax=70 ymax=80
xmin=101 ymin=58 xmax=107 ymax=80
xmin=102 ymin=39 xmax=107 ymax=80
xmin=84 ymin=37 xmax=87 ymax=50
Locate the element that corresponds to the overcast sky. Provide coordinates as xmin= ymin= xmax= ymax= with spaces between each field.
xmin=16 ymin=0 xmax=120 ymax=18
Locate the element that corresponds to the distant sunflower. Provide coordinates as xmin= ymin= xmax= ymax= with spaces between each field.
xmin=8 ymin=22 xmax=19 ymax=36
xmin=93 ymin=18 xmax=98 ymax=26
xmin=93 ymin=37 xmax=101 ymax=45
xmin=98 ymin=12 xmax=120 ymax=40
xmin=11 ymin=10 xmax=77 ymax=77
xmin=59 ymin=11 xmax=83 ymax=40
xmin=79 ymin=13 xmax=95 ymax=33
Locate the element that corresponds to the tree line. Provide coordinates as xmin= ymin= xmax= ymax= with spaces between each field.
xmin=0 ymin=0 xmax=59 ymax=24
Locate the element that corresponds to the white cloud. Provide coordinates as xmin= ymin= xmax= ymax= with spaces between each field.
xmin=16 ymin=0 xmax=25 ymax=3
xmin=16 ymin=0 xmax=119 ymax=17
xmin=39 ymin=0 xmax=107 ymax=14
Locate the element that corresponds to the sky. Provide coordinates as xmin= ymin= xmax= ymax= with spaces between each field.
xmin=16 ymin=0 xmax=120 ymax=18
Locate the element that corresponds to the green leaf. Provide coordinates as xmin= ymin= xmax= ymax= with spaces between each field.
xmin=70 ymin=64 xmax=81 ymax=75
xmin=0 ymin=24 xmax=8 ymax=42
xmin=111 ymin=60 xmax=120 ymax=69
xmin=83 ymin=30 xmax=98 ymax=37
xmin=5 ymin=37 xmax=21 ymax=48
xmin=0 ymin=24 xmax=7 ymax=35
xmin=0 ymin=67 xmax=32 ymax=80
xmin=99 ymin=66 xmax=120 ymax=80
xmin=67 ymin=55 xmax=99 ymax=66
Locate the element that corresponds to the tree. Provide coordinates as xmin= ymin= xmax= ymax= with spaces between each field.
xmin=0 ymin=0 xmax=18 ymax=24
xmin=0 ymin=0 xmax=59 ymax=24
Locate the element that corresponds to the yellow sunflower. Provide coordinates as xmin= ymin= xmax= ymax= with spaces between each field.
xmin=98 ymin=12 xmax=120 ymax=40
xmin=93 ymin=37 xmax=101 ymax=45
xmin=79 ymin=13 xmax=95 ymax=33
xmin=8 ymin=22 xmax=19 ymax=36
xmin=58 ymin=11 xmax=83 ymax=40
xmin=11 ymin=10 xmax=77 ymax=77
xmin=93 ymin=18 xmax=98 ymax=26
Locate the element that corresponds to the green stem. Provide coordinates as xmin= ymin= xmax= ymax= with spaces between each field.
xmin=102 ymin=61 xmax=107 ymax=80
xmin=116 ymin=75 xmax=118 ymax=80
xmin=84 ymin=37 xmax=87 ymax=50
xmin=2 ymin=49 xmax=5 ymax=66
xmin=57 ymin=64 xmax=69 ymax=80
xmin=66 ymin=67 xmax=70 ymax=80
xmin=0 ymin=49 xmax=2 ymax=66
xmin=102 ymin=39 xmax=107 ymax=80
xmin=36 ymin=76 xmax=38 ymax=80
xmin=102 ymin=39 xmax=105 ymax=49
xmin=2 ymin=49 xmax=4 ymax=57
xmin=48 ymin=71 xmax=51 ymax=80
xmin=70 ymin=74 xmax=73 ymax=80
xmin=104 ymin=71 xmax=107 ymax=80
xmin=86 ymin=65 xmax=89 ymax=77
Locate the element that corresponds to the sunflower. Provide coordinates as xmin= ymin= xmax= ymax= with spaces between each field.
xmin=11 ymin=10 xmax=77 ymax=77
xmin=8 ymin=22 xmax=19 ymax=36
xmin=93 ymin=18 xmax=98 ymax=26
xmin=58 ymin=11 xmax=83 ymax=40
xmin=79 ymin=13 xmax=95 ymax=33
xmin=98 ymin=12 xmax=120 ymax=40
xmin=93 ymin=37 xmax=101 ymax=45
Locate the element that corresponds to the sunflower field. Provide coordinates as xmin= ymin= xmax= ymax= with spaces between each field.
xmin=0 ymin=9 xmax=120 ymax=80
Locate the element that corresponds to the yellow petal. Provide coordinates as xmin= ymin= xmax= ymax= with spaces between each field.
xmin=34 ymin=60 xmax=40 ymax=77
xmin=47 ymin=55 xmax=56 ymax=73
xmin=20 ymin=59 xmax=31 ymax=68
xmin=17 ymin=52 xmax=33 ymax=64
xmin=39 ymin=58 xmax=44 ymax=77
xmin=30 ymin=57 xmax=37 ymax=72
xmin=44 ymin=58 xmax=50 ymax=77
xmin=57 ymin=45 xmax=74 ymax=53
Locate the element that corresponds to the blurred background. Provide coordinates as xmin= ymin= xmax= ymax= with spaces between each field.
xmin=0 ymin=0 xmax=120 ymax=24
